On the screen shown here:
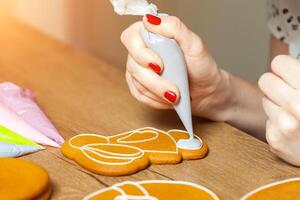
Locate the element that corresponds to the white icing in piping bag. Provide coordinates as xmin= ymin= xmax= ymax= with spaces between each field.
xmin=110 ymin=0 xmax=202 ymax=149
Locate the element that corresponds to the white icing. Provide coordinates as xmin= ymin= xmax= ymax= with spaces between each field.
xmin=241 ymin=177 xmax=300 ymax=200
xmin=85 ymin=145 xmax=142 ymax=158
xmin=177 ymin=138 xmax=202 ymax=150
xmin=67 ymin=127 xmax=203 ymax=167
xmin=83 ymin=180 xmax=220 ymax=200
xmin=115 ymin=195 xmax=157 ymax=200
xmin=110 ymin=0 xmax=157 ymax=16
xmin=113 ymin=181 xmax=157 ymax=200
xmin=117 ymin=130 xmax=159 ymax=144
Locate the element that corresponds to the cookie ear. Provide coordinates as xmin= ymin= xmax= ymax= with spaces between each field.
xmin=76 ymin=144 xmax=149 ymax=176
xmin=115 ymin=130 xmax=158 ymax=144
xmin=68 ymin=134 xmax=108 ymax=148
xmin=83 ymin=143 xmax=144 ymax=162
xmin=81 ymin=146 xmax=138 ymax=166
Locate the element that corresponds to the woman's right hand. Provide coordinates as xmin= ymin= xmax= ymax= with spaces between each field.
xmin=121 ymin=14 xmax=231 ymax=121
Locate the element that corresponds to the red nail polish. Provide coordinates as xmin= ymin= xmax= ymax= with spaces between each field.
xmin=148 ymin=63 xmax=162 ymax=74
xmin=164 ymin=91 xmax=177 ymax=103
xmin=146 ymin=14 xmax=161 ymax=25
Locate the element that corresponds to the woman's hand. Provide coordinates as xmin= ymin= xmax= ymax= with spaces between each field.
xmin=121 ymin=14 xmax=231 ymax=120
xmin=259 ymin=55 xmax=300 ymax=166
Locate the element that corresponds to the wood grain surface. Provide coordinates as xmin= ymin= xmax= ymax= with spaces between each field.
xmin=0 ymin=13 xmax=299 ymax=200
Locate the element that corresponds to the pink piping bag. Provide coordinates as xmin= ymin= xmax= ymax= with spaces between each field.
xmin=0 ymin=82 xmax=64 ymax=145
xmin=0 ymin=101 xmax=60 ymax=147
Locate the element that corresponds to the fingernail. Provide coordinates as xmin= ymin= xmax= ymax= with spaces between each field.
xmin=146 ymin=14 xmax=161 ymax=25
xmin=164 ymin=91 xmax=177 ymax=103
xmin=148 ymin=63 xmax=162 ymax=74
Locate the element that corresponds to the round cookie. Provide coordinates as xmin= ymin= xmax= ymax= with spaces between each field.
xmin=0 ymin=158 xmax=51 ymax=200
xmin=61 ymin=127 xmax=208 ymax=176
xmin=84 ymin=180 xmax=220 ymax=200
xmin=241 ymin=178 xmax=300 ymax=200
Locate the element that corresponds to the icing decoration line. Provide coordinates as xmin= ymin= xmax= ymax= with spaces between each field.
xmin=241 ymin=177 xmax=300 ymax=200
xmin=83 ymin=180 xmax=220 ymax=200
xmin=67 ymin=127 xmax=204 ymax=167
xmin=81 ymin=144 xmax=145 ymax=166
xmin=116 ymin=130 xmax=159 ymax=144
xmin=110 ymin=127 xmax=204 ymax=150
xmin=113 ymin=181 xmax=157 ymax=200
xmin=68 ymin=134 xmax=109 ymax=148
xmin=84 ymin=144 xmax=143 ymax=158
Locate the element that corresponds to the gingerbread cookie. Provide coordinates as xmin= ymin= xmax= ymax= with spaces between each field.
xmin=241 ymin=178 xmax=300 ymax=200
xmin=0 ymin=158 xmax=51 ymax=200
xmin=62 ymin=127 xmax=208 ymax=176
xmin=84 ymin=180 xmax=219 ymax=200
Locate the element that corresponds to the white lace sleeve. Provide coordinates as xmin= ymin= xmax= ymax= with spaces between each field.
xmin=267 ymin=0 xmax=300 ymax=59
xmin=267 ymin=0 xmax=289 ymax=43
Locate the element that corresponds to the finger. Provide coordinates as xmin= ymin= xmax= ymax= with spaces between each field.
xmin=266 ymin=120 xmax=285 ymax=154
xmin=263 ymin=98 xmax=299 ymax=138
xmin=259 ymin=73 xmax=300 ymax=120
xmin=121 ymin=22 xmax=164 ymax=74
xmin=126 ymin=71 xmax=172 ymax=110
xmin=271 ymin=55 xmax=300 ymax=89
xmin=267 ymin=121 xmax=300 ymax=166
xmin=127 ymin=55 xmax=180 ymax=104
xmin=262 ymin=97 xmax=280 ymax=122
xmin=143 ymin=15 xmax=204 ymax=54
xmin=131 ymin=76 xmax=171 ymax=105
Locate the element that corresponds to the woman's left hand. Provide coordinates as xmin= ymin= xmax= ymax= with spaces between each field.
xmin=259 ymin=55 xmax=300 ymax=166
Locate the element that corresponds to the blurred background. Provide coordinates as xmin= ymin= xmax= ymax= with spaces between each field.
xmin=0 ymin=0 xmax=269 ymax=81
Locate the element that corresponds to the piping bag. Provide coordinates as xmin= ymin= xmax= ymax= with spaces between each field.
xmin=111 ymin=0 xmax=201 ymax=149
xmin=0 ymin=142 xmax=43 ymax=158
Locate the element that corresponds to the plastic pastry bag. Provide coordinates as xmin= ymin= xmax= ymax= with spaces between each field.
xmin=0 ymin=100 xmax=59 ymax=147
xmin=0 ymin=142 xmax=43 ymax=157
xmin=0 ymin=82 xmax=64 ymax=145
xmin=0 ymin=125 xmax=40 ymax=146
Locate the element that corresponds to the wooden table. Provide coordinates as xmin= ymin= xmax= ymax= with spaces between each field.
xmin=0 ymin=13 xmax=300 ymax=200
